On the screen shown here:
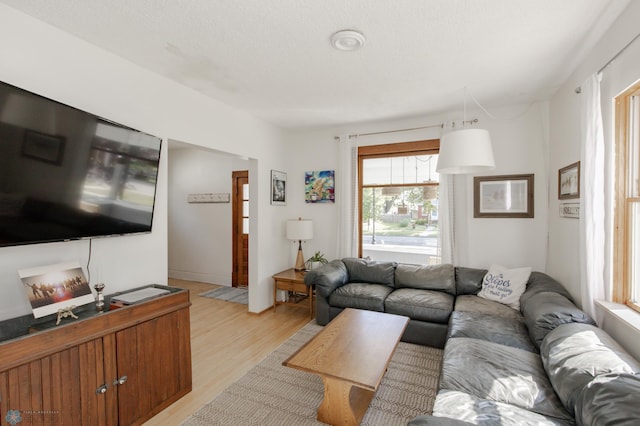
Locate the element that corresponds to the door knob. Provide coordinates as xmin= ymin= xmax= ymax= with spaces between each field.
xmin=114 ymin=375 xmax=128 ymax=385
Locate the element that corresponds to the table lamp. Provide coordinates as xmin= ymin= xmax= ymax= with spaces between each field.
xmin=287 ymin=218 xmax=313 ymax=271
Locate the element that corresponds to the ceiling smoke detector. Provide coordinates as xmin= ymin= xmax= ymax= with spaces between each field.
xmin=330 ymin=30 xmax=366 ymax=51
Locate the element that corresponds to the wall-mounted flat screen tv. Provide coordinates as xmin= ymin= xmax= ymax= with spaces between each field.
xmin=0 ymin=80 xmax=162 ymax=247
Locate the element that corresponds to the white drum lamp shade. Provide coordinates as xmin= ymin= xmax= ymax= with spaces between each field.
xmin=436 ymin=128 xmax=495 ymax=174
xmin=287 ymin=219 xmax=313 ymax=271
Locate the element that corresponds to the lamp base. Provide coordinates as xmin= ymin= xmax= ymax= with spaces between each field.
xmin=294 ymin=243 xmax=306 ymax=271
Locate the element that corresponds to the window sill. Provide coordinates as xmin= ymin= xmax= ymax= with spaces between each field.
xmin=596 ymin=299 xmax=640 ymax=332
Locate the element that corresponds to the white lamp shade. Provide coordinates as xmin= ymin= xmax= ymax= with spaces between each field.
xmin=286 ymin=219 xmax=313 ymax=241
xmin=436 ymin=128 xmax=495 ymax=174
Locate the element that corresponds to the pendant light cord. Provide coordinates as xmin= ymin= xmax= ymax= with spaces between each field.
xmin=466 ymin=89 xmax=534 ymax=121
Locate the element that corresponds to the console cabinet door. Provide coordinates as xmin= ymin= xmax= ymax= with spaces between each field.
xmin=0 ymin=337 xmax=113 ymax=426
xmin=115 ymin=307 xmax=192 ymax=426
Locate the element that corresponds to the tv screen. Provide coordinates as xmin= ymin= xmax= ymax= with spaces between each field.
xmin=0 ymin=80 xmax=162 ymax=247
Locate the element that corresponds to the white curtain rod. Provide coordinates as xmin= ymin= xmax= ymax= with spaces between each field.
xmin=333 ymin=119 xmax=478 ymax=141
xmin=575 ymin=30 xmax=640 ymax=94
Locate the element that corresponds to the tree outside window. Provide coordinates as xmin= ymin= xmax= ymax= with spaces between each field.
xmin=358 ymin=140 xmax=440 ymax=265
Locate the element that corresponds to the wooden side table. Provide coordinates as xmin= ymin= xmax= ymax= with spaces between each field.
xmin=273 ymin=268 xmax=313 ymax=318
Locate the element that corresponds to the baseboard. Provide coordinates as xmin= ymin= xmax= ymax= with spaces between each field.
xmin=168 ymin=269 xmax=231 ymax=286
xmin=247 ymin=305 xmax=274 ymax=316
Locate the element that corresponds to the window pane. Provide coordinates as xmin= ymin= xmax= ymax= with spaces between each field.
xmin=242 ymin=218 xmax=249 ymax=234
xmin=361 ymin=185 xmax=439 ymax=264
xmin=629 ymin=96 xmax=640 ymax=197
xmin=243 ymin=183 xmax=249 ymax=201
xmin=242 ymin=201 xmax=249 ymax=217
xmin=629 ymin=96 xmax=640 ymax=304
xmin=630 ymin=202 xmax=640 ymax=302
xmin=362 ymin=155 xmax=439 ymax=185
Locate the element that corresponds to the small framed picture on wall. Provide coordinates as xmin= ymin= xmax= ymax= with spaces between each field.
xmin=305 ymin=170 xmax=335 ymax=203
xmin=558 ymin=161 xmax=580 ymax=199
xmin=271 ymin=170 xmax=286 ymax=206
xmin=474 ymin=174 xmax=534 ymax=218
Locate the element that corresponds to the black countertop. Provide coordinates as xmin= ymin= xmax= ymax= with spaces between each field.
xmin=0 ymin=284 xmax=182 ymax=344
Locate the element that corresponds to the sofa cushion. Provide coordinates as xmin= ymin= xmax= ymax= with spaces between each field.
xmin=540 ymin=322 xmax=640 ymax=414
xmin=328 ymin=283 xmax=393 ymax=312
xmin=522 ymin=291 xmax=595 ymax=348
xmin=409 ymin=413 xmax=475 ymax=426
xmin=425 ymin=390 xmax=574 ymax=426
xmin=520 ymin=272 xmax=574 ymax=307
xmin=385 ymin=288 xmax=453 ymax=323
xmin=441 ymin=337 xmax=572 ymax=421
xmin=454 ymin=295 xmax=523 ymax=322
xmin=574 ymin=373 xmax=640 ymax=425
xmin=395 ymin=263 xmax=456 ymax=295
xmin=305 ymin=259 xmax=348 ymax=298
xmin=342 ymin=257 xmax=397 ymax=287
xmin=454 ymin=267 xmax=487 ymax=296
xmin=448 ymin=311 xmax=537 ymax=353
xmin=477 ymin=264 xmax=531 ymax=310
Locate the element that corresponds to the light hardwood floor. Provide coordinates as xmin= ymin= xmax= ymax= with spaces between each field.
xmin=143 ymin=278 xmax=312 ymax=425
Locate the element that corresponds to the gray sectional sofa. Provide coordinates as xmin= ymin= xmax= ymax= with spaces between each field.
xmin=307 ymin=257 xmax=462 ymax=348
xmin=304 ymin=257 xmax=640 ymax=425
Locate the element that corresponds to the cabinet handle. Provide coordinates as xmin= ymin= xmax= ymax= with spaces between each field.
xmin=96 ymin=384 xmax=109 ymax=394
xmin=113 ymin=375 xmax=128 ymax=386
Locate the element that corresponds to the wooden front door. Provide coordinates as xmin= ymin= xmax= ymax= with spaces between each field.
xmin=232 ymin=170 xmax=249 ymax=287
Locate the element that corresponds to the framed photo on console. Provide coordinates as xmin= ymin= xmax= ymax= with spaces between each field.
xmin=19 ymin=261 xmax=94 ymax=318
xmin=474 ymin=174 xmax=534 ymax=218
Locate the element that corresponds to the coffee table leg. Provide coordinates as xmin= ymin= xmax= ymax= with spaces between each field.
xmin=317 ymin=376 xmax=374 ymax=426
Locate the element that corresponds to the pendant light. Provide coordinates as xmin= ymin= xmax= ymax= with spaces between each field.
xmin=436 ymin=89 xmax=495 ymax=175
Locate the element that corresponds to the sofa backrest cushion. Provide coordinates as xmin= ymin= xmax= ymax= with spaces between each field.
xmin=522 ymin=291 xmax=596 ymax=348
xmin=574 ymin=373 xmax=640 ymax=425
xmin=305 ymin=259 xmax=349 ymax=298
xmin=540 ymin=323 xmax=640 ymax=414
xmin=342 ymin=257 xmax=397 ymax=287
xmin=520 ymin=271 xmax=574 ymax=307
xmin=395 ymin=263 xmax=455 ymax=295
xmin=454 ymin=267 xmax=487 ymax=295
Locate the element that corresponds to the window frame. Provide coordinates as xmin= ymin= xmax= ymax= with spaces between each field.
xmin=614 ymin=82 xmax=640 ymax=313
xmin=357 ymin=139 xmax=440 ymax=258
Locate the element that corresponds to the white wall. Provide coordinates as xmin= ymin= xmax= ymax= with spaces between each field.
xmin=0 ymin=4 xmax=291 ymax=318
xmin=284 ymin=102 xmax=550 ymax=272
xmin=460 ymin=103 xmax=549 ymax=270
xmin=168 ymin=146 xmax=249 ymax=286
xmin=548 ymin=1 xmax=640 ymax=359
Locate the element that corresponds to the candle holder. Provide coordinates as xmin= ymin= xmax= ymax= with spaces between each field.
xmin=94 ymin=282 xmax=106 ymax=312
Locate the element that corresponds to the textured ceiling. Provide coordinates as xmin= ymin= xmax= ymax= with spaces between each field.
xmin=0 ymin=0 xmax=628 ymax=129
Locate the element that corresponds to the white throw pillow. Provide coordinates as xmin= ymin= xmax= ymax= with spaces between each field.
xmin=478 ymin=264 xmax=532 ymax=310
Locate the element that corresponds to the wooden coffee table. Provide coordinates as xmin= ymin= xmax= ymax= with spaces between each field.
xmin=283 ymin=308 xmax=409 ymax=426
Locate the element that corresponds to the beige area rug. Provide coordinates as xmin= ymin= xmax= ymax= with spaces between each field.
xmin=182 ymin=322 xmax=443 ymax=426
